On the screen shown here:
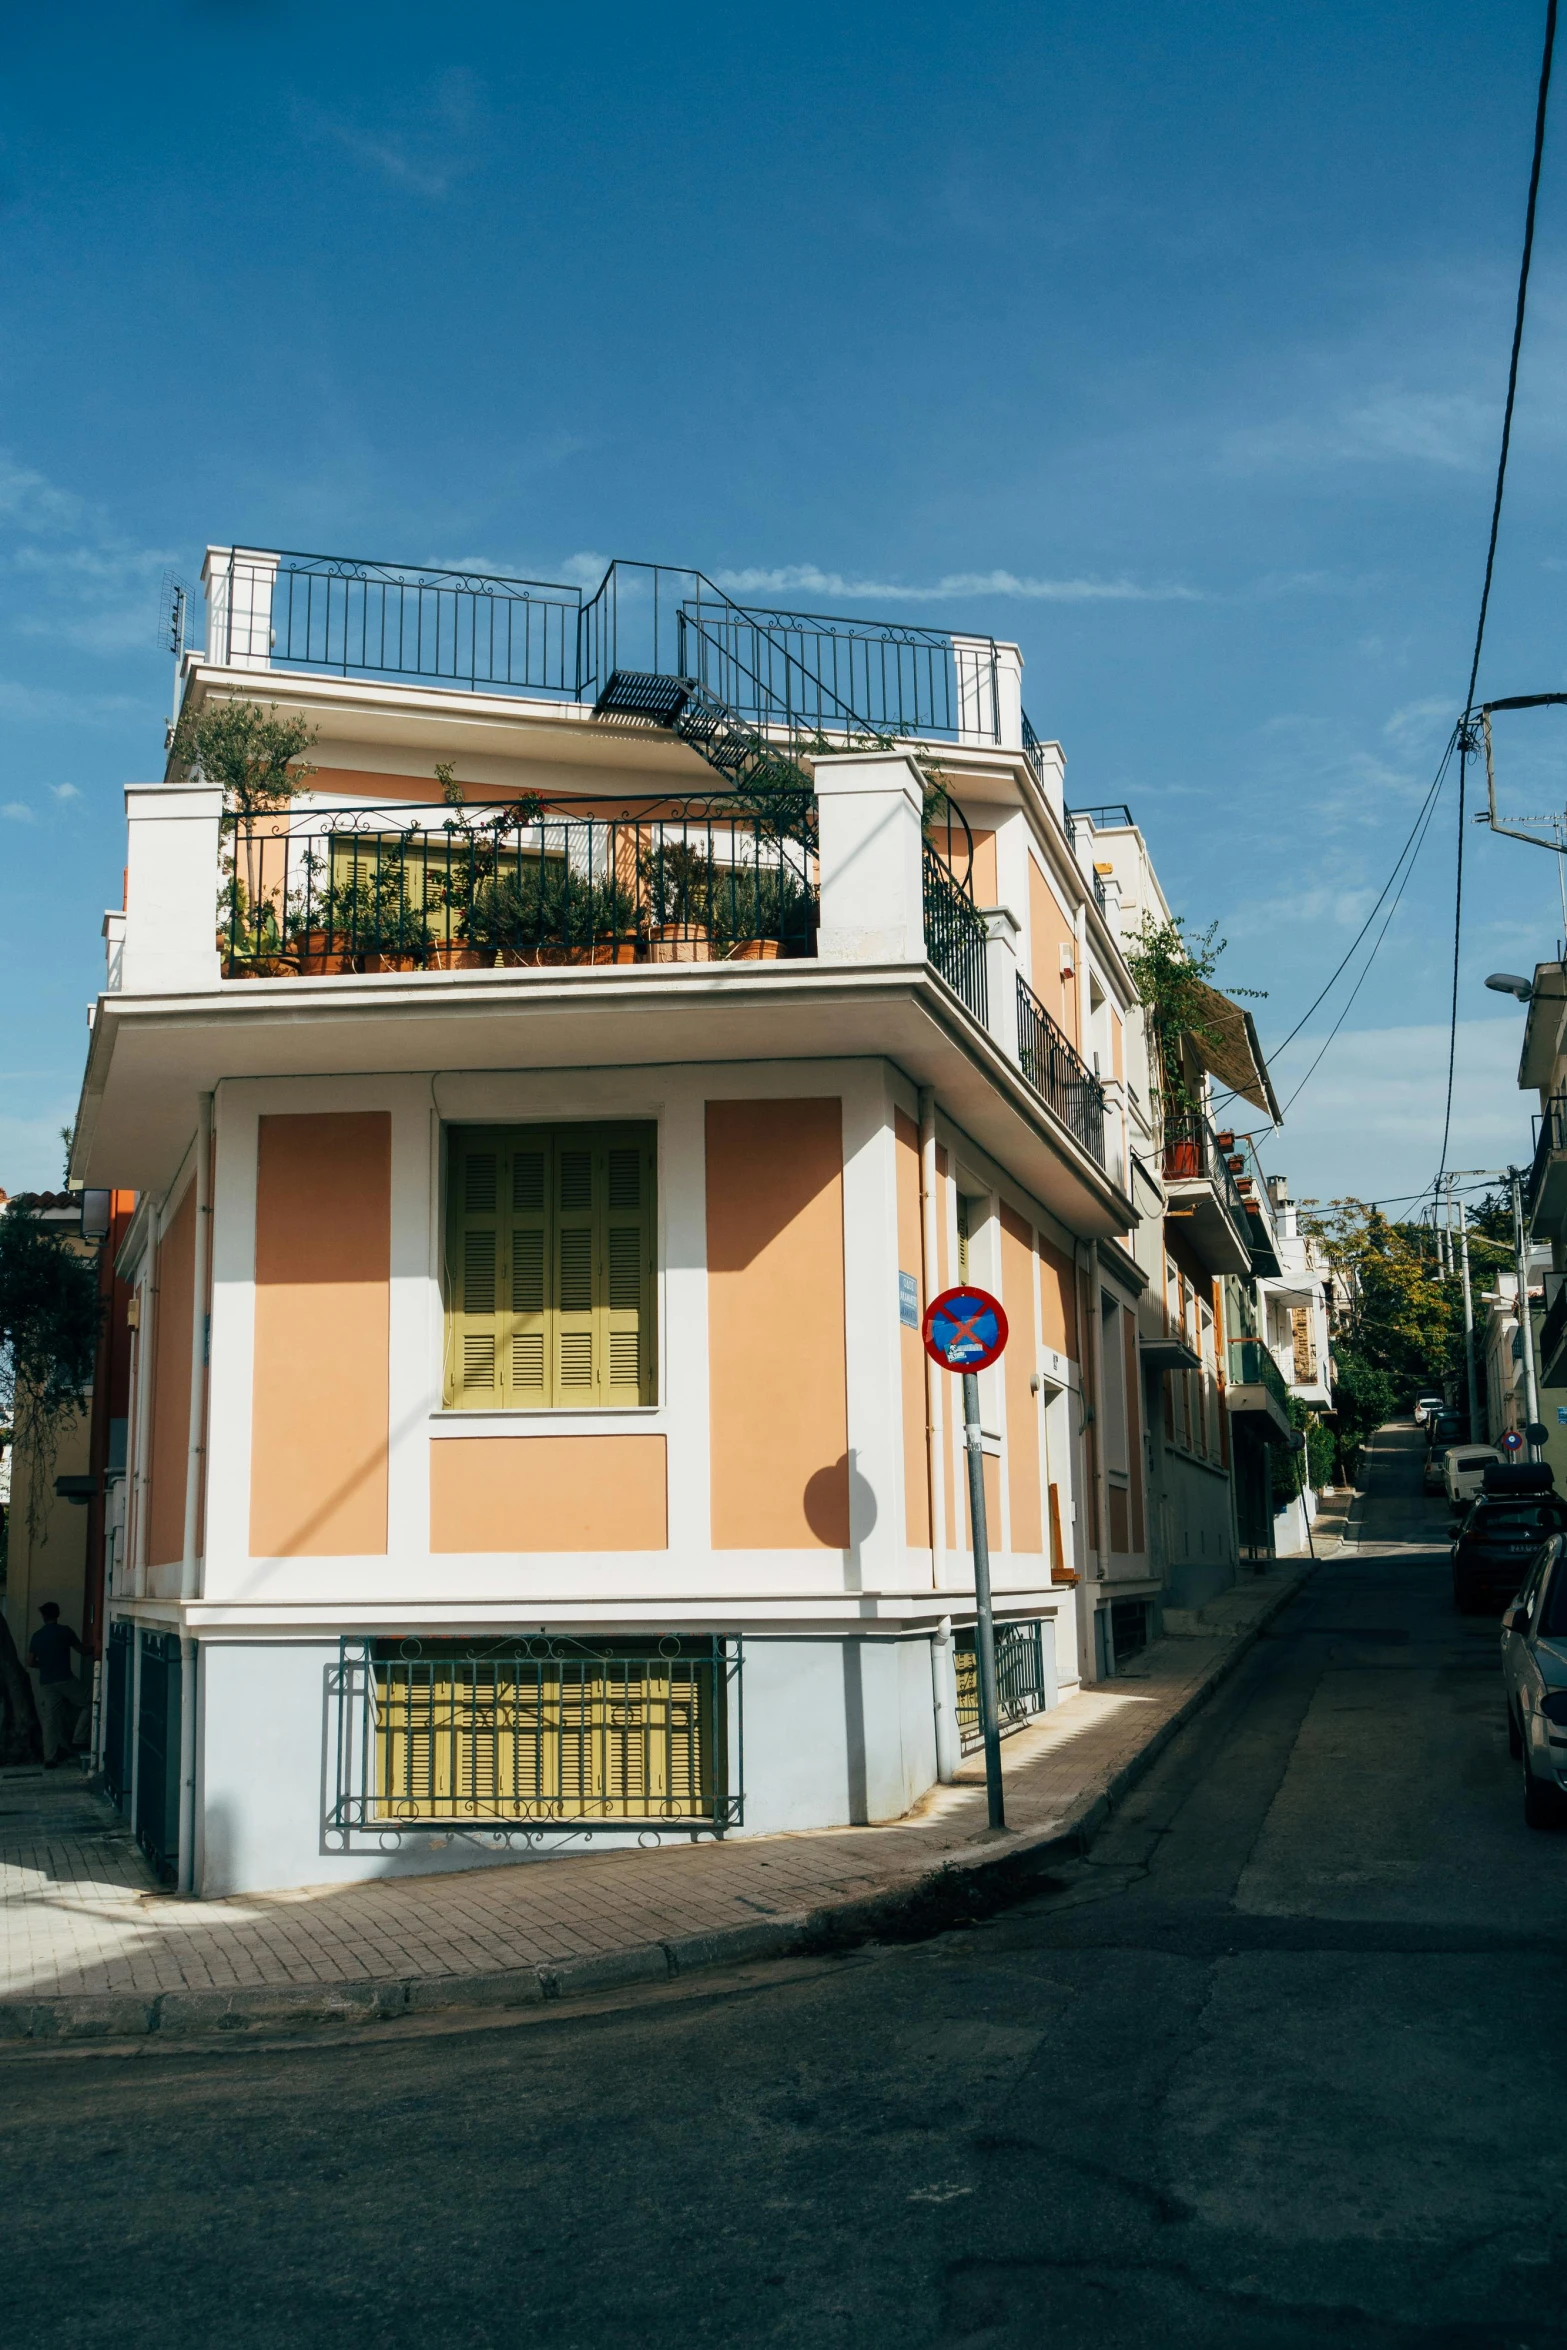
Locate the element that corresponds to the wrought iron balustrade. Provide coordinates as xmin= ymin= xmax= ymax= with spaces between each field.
xmin=332 ymin=1634 xmax=740 ymax=1833
xmin=1015 ymin=973 xmax=1106 ymax=1165
xmin=1163 ymin=1112 xmax=1251 ymax=1235
xmin=221 ymin=797 xmax=818 ymax=977
xmin=954 ymin=1620 xmax=1048 ymax=1754
xmin=208 ymin=550 xmax=582 ymax=697
xmin=922 ymin=843 xmax=989 ymax=1024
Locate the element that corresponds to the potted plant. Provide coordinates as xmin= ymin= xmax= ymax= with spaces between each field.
xmin=642 ymin=837 xmax=715 ymax=962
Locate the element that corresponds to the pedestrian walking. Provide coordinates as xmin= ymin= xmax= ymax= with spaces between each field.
xmin=27 ymin=1603 xmax=91 ymax=1767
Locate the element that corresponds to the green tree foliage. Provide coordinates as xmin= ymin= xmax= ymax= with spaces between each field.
xmin=1123 ymin=913 xmax=1262 ymax=1116
xmin=0 ymin=1206 xmax=101 ymax=1544
xmin=169 ymin=698 xmax=317 ymax=814
xmin=1300 ymin=1197 xmax=1511 ymax=1473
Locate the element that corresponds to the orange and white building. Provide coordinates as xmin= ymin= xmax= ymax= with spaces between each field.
xmin=73 ymin=549 xmax=1162 ymax=1895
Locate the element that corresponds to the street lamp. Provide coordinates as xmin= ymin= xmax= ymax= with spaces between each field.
xmin=1486 ymin=973 xmax=1535 ymax=1002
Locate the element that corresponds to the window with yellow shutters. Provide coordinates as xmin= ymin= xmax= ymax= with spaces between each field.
xmin=444 ymin=1123 xmax=656 ymax=1408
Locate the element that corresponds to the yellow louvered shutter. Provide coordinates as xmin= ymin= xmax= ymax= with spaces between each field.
xmin=445 ymin=1122 xmax=656 ymax=1409
xmin=604 ymin=1135 xmax=653 ymax=1405
xmin=449 ymin=1131 xmax=505 ymax=1407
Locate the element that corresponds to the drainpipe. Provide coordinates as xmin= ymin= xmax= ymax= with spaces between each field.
xmin=1085 ymin=1239 xmax=1112 ymax=1674
xmin=176 ymin=1092 xmax=213 ymax=1896
xmin=1513 ymin=1165 xmax=1542 ymax=1457
xmin=919 ymin=1087 xmax=947 ymax=1587
xmin=130 ymin=1208 xmax=162 ymax=1602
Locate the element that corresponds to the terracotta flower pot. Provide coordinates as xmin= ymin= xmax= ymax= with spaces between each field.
xmin=365 ymin=950 xmax=424 ymax=973
xmin=1164 ymin=1141 xmax=1200 ymax=1179
xmin=427 ymin=942 xmax=488 ymax=970
xmin=725 ymin=938 xmax=780 ymax=961
xmin=296 ymin=931 xmax=354 ymax=976
xmin=649 ymin=923 xmax=711 ymax=963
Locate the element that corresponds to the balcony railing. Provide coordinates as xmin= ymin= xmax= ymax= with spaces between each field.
xmin=1163 ymin=1112 xmax=1251 ymax=1234
xmin=1016 ymin=973 xmax=1106 ymax=1165
xmin=922 ymin=843 xmax=989 ymax=1024
xmin=221 ymin=799 xmax=817 ymax=977
xmin=1227 ymin=1339 xmax=1291 ymax=1413
xmin=1528 ymin=1093 xmax=1567 ymax=1221
xmin=200 ymin=549 xmax=1011 ymax=745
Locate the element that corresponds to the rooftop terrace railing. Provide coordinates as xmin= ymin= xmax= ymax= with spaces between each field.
xmin=220 ymin=798 xmax=818 ymax=977
xmin=200 ymin=548 xmax=1012 ymax=747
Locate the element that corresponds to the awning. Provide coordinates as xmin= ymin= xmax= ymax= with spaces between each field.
xmin=1185 ymin=981 xmax=1283 ymax=1123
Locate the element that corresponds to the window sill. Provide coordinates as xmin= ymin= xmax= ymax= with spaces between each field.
xmin=430 ymin=1407 xmax=665 ymax=1437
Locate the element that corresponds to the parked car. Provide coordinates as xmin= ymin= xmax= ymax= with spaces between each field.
xmin=1446 ymin=1445 xmax=1502 ymax=1512
xmin=1427 ymin=1410 xmax=1466 ymax=1453
xmin=1500 ymin=1538 xmax=1567 ymax=1826
xmin=1424 ymin=1445 xmax=1453 ymax=1496
xmin=1415 ymin=1393 xmax=1446 ymax=1426
xmin=1453 ymin=1493 xmax=1567 ymax=1614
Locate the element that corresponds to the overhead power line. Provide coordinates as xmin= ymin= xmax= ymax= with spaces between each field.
xmin=1438 ymin=0 xmax=1558 ymax=1182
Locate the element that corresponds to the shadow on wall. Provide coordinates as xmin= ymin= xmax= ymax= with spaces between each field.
xmin=804 ymin=1452 xmax=877 ymax=1547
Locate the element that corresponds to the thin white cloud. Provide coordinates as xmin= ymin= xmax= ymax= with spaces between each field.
xmin=1 ymin=801 xmax=35 ymax=822
xmin=297 ymin=73 xmax=484 ymax=202
xmin=1223 ymin=388 xmax=1499 ymax=477
xmin=49 ymin=782 xmax=80 ymax=801
xmin=709 ymin=563 xmax=1205 ymax=606
xmin=1265 ymin=1018 xmax=1526 ymax=1203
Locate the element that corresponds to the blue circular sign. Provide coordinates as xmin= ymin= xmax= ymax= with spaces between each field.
xmin=922 ymin=1285 xmax=1009 ymax=1372
xmin=1503 ymin=1428 xmax=1524 ymax=1453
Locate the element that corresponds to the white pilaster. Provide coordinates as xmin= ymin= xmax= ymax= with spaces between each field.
xmin=979 ymin=905 xmax=1021 ymax=1066
xmin=814 ymin=752 xmax=926 ymax=967
xmin=121 ymin=784 xmax=224 ymax=993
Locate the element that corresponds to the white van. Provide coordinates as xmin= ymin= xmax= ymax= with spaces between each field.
xmin=1446 ymin=1445 xmax=1502 ymax=1511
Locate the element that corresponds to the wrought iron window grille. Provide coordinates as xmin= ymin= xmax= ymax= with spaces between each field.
xmin=329 ymin=1632 xmax=742 ymax=1838
xmin=954 ymin=1620 xmax=1048 ymax=1754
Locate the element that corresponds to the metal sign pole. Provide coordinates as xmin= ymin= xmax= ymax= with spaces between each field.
xmin=962 ymin=1368 xmax=1005 ymax=1831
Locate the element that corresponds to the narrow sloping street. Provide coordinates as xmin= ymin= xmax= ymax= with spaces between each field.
xmin=4 ymin=1424 xmax=1564 ymax=2350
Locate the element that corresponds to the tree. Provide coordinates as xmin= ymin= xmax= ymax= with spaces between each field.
xmin=0 ymin=1206 xmax=101 ymax=1763
xmin=0 ymin=1205 xmax=101 ymax=1539
xmin=168 ymin=698 xmax=316 ymax=815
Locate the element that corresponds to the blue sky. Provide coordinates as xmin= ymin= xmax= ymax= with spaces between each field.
xmin=2 ymin=0 xmax=1565 ymax=1207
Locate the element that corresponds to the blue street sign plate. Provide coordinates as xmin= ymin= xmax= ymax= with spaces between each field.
xmin=898 ymin=1271 xmax=919 ymax=1329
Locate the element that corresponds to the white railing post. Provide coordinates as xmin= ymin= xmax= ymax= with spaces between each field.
xmin=102 ymin=909 xmax=126 ymax=993
xmin=814 ymin=751 xmax=926 ymax=966
xmin=979 ymin=906 xmax=1022 ymax=1064
xmin=953 ymin=638 xmax=1023 ymax=750
xmin=120 ymin=785 xmax=225 ymax=993
xmin=201 ymin=546 xmax=279 ymax=671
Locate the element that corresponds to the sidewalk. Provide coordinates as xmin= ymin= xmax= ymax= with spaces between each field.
xmin=0 ymin=1558 xmax=1316 ymax=2042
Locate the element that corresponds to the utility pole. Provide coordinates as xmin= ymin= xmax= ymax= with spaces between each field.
xmin=1511 ymin=1165 xmax=1542 ymax=1457
xmin=1459 ymin=1194 xmax=1480 ymax=1443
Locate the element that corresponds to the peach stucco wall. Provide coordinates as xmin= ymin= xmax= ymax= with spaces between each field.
xmin=1038 ymin=1234 xmax=1079 ymax=1362
xmin=430 ymin=1436 xmax=668 ymax=1551
xmin=706 ymin=1098 xmax=850 ymax=1549
xmin=1124 ymin=1300 xmax=1145 ymax=1552
xmin=250 ymin=1112 xmax=390 ymax=1559
xmin=1028 ymin=856 xmax=1079 ymax=1047
xmin=1000 ymin=1204 xmax=1042 ymax=1555
xmin=146 ymin=1182 xmax=195 ymax=1570
xmin=894 ymin=1109 xmax=931 ymax=1548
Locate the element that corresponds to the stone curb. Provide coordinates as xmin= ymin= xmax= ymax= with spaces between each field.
xmin=0 ymin=1566 xmax=1314 ymax=2045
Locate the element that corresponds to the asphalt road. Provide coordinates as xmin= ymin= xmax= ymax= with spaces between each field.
xmin=6 ymin=1426 xmax=1566 ymax=2349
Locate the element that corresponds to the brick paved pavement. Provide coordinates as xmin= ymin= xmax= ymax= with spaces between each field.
xmin=0 ymin=1558 xmax=1315 ymax=2035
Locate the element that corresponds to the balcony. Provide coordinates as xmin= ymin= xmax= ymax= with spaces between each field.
xmin=1225 ymin=1339 xmax=1293 ymax=1441
xmin=1528 ymin=1094 xmax=1567 ymax=1236
xmin=1161 ymin=1113 xmax=1254 ymax=1275
xmin=221 ymin=800 xmax=818 ymax=976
